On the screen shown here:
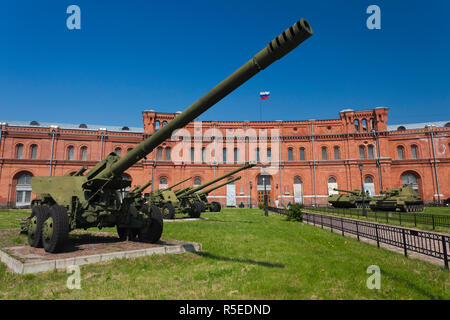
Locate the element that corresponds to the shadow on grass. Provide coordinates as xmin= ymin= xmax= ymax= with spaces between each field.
xmin=382 ymin=269 xmax=447 ymax=299
xmin=193 ymin=251 xmax=284 ymax=268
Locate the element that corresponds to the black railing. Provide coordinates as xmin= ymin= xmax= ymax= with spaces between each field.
xmin=267 ymin=206 xmax=449 ymax=269
xmin=304 ymin=206 xmax=450 ymax=230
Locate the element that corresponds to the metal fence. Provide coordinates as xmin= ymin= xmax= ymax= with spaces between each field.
xmin=267 ymin=206 xmax=449 ymax=269
xmin=304 ymin=206 xmax=450 ymax=230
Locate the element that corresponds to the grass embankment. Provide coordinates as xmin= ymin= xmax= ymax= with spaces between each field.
xmin=0 ymin=208 xmax=448 ymax=299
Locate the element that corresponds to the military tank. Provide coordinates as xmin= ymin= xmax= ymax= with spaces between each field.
xmin=21 ymin=18 xmax=313 ymax=253
xmin=368 ymin=186 xmax=424 ymax=212
xmin=328 ymin=189 xmax=371 ymax=208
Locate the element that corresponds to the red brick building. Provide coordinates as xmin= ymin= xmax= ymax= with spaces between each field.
xmin=1 ymin=107 xmax=449 ymax=208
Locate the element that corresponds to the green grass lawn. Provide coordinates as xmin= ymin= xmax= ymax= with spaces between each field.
xmin=0 ymin=208 xmax=448 ymax=299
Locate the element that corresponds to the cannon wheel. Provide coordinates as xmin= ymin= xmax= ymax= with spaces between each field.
xmin=28 ymin=205 xmax=50 ymax=248
xmin=162 ymin=202 xmax=175 ymax=220
xmin=138 ymin=205 xmax=163 ymax=243
xmin=211 ymin=201 xmax=221 ymax=212
xmin=42 ymin=205 xmax=70 ymax=253
xmin=117 ymin=227 xmax=138 ymax=241
xmin=189 ymin=201 xmax=202 ymax=218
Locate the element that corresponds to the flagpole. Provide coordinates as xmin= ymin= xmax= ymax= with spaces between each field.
xmin=259 ymin=98 xmax=262 ymax=121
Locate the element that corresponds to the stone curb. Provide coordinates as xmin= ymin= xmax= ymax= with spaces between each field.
xmin=0 ymin=240 xmax=202 ymax=274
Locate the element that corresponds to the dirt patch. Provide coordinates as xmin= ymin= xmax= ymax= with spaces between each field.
xmin=3 ymin=230 xmax=188 ymax=263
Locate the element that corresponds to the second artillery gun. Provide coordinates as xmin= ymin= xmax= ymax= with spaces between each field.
xmin=22 ymin=18 xmax=314 ymax=252
xmin=156 ymin=163 xmax=255 ymax=219
xmin=328 ymin=188 xmax=371 ymax=208
xmin=196 ymin=176 xmax=242 ymax=213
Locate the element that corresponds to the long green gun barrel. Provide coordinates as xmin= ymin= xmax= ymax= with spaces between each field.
xmin=166 ymin=177 xmax=192 ymax=190
xmin=177 ymin=162 xmax=256 ymax=197
xmin=130 ymin=180 xmax=153 ymax=195
xmin=89 ymin=19 xmax=313 ymax=181
xmin=197 ymin=176 xmax=242 ymax=195
xmin=333 ymin=188 xmax=362 ymax=195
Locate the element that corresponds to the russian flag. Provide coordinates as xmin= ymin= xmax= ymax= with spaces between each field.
xmin=260 ymin=91 xmax=270 ymax=100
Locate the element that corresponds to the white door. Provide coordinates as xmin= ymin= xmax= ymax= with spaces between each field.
xmin=293 ymin=183 xmax=303 ymax=204
xmin=364 ymin=183 xmax=376 ymax=196
xmin=328 ymin=183 xmax=338 ymax=195
xmin=226 ymin=184 xmax=236 ymax=207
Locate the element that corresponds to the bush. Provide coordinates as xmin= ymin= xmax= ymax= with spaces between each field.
xmin=258 ymin=203 xmax=265 ymax=210
xmin=285 ymin=203 xmax=303 ymax=222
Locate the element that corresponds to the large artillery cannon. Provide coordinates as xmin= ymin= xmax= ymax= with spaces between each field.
xmin=196 ymin=176 xmax=242 ymax=212
xmin=328 ymin=188 xmax=371 ymax=209
xmin=155 ymin=162 xmax=255 ymax=219
xmin=25 ymin=18 xmax=314 ymax=252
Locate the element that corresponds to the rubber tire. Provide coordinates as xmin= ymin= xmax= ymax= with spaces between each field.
xmin=42 ymin=205 xmax=70 ymax=253
xmin=211 ymin=201 xmax=221 ymax=212
xmin=161 ymin=202 xmax=175 ymax=220
xmin=138 ymin=205 xmax=163 ymax=243
xmin=189 ymin=201 xmax=202 ymax=218
xmin=28 ymin=206 xmax=50 ymax=248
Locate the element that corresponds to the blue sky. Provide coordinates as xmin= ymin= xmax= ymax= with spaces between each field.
xmin=1 ymin=1 xmax=449 ymax=127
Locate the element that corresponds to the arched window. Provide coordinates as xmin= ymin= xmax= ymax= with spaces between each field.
xmin=354 ymin=119 xmax=360 ymax=131
xmin=287 ymin=148 xmax=293 ymax=161
xmin=165 ymin=147 xmax=171 ymax=161
xmin=15 ymin=172 xmax=32 ymax=206
xmin=367 ymin=145 xmax=374 ymax=159
xmin=114 ymin=147 xmax=121 ymax=157
xmin=294 ymin=176 xmax=302 ymax=184
xmin=81 ymin=146 xmax=87 ymax=161
xmin=222 ymin=148 xmax=227 ymax=162
xmin=359 ymin=145 xmax=366 ymax=159
xmin=15 ymin=144 xmax=24 ymax=159
xmin=255 ymin=147 xmax=260 ymax=162
xmin=401 ymin=172 xmax=421 ymax=197
xmin=233 ymin=148 xmax=238 ymax=163
xmin=67 ymin=146 xmax=74 ymax=160
xmin=364 ymin=175 xmax=375 ymax=195
xmin=327 ymin=177 xmax=338 ymax=195
xmin=370 ymin=118 xmax=375 ymax=130
xmin=299 ymin=147 xmax=305 ymax=161
xmin=157 ymin=147 xmax=163 ymax=161
xmin=202 ymin=147 xmax=206 ymax=162
xmin=190 ymin=147 xmax=195 ymax=162
xmin=194 ymin=177 xmax=202 ymax=186
xmin=445 ymin=122 xmax=450 ymax=128
xmin=333 ymin=146 xmax=340 ymax=160
xmin=362 ymin=119 xmax=367 ymax=131
xmin=411 ymin=145 xmax=418 ymax=159
xmin=267 ymin=148 xmax=272 ymax=162
xmin=321 ymin=146 xmax=327 ymax=160
xmin=155 ymin=121 xmax=160 ymax=131
xmin=397 ymin=146 xmax=405 ymax=160
xmin=162 ymin=121 xmax=168 ymax=127
xmin=397 ymin=126 xmax=406 ymax=131
xmin=30 ymin=144 xmax=38 ymax=160
xmin=257 ymin=175 xmax=271 ymax=190
xmin=159 ymin=177 xmax=168 ymax=189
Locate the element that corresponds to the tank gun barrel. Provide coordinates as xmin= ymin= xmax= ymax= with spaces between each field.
xmin=90 ymin=19 xmax=313 ymax=181
xmin=333 ymin=188 xmax=360 ymax=195
xmin=72 ymin=166 xmax=88 ymax=176
xmin=197 ymin=176 xmax=242 ymax=195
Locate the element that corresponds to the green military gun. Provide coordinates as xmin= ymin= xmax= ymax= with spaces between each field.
xmin=368 ymin=186 xmax=424 ymax=212
xmin=328 ymin=188 xmax=371 ymax=209
xmin=24 ymin=18 xmax=314 ymax=252
xmin=172 ymin=162 xmax=255 ymax=218
xmin=196 ymin=176 xmax=242 ymax=212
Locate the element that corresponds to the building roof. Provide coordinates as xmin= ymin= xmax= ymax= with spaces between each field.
xmin=0 ymin=120 xmax=143 ymax=133
xmin=387 ymin=120 xmax=450 ymax=131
